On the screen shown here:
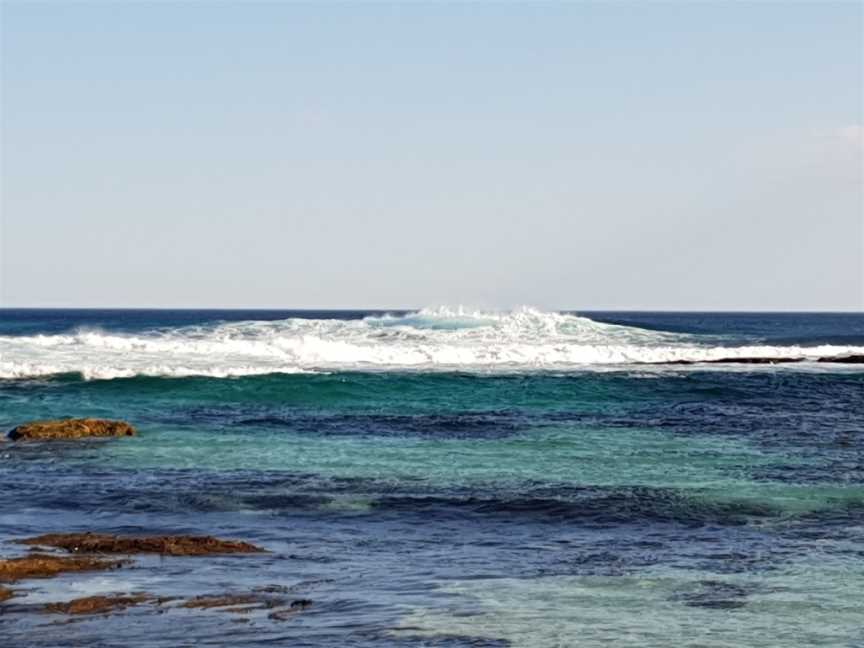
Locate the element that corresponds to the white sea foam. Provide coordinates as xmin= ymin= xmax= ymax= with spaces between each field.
xmin=0 ymin=307 xmax=861 ymax=379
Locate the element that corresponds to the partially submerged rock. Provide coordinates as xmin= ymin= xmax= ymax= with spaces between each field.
xmin=817 ymin=354 xmax=864 ymax=364
xmin=663 ymin=357 xmax=802 ymax=366
xmin=181 ymin=593 xmax=263 ymax=611
xmin=20 ymin=533 xmax=265 ymax=556
xmin=2 ymin=581 xmax=312 ymax=622
xmin=181 ymin=591 xmax=292 ymax=614
xmin=7 ymin=418 xmax=136 ymax=441
xmin=661 ymin=354 xmax=864 ymax=366
xmin=268 ymin=599 xmax=313 ymax=621
xmin=44 ymin=593 xmax=154 ymax=616
xmin=0 ymin=554 xmax=127 ymax=582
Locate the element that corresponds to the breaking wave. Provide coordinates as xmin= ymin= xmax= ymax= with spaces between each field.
xmin=0 ymin=307 xmax=861 ymax=380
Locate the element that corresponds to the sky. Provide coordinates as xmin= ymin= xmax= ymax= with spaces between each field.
xmin=1 ymin=1 xmax=862 ymax=310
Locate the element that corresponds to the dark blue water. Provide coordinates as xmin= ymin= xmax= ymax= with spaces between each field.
xmin=1 ymin=310 xmax=862 ymax=647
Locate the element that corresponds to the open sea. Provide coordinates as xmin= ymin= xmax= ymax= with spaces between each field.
xmin=1 ymin=307 xmax=863 ymax=647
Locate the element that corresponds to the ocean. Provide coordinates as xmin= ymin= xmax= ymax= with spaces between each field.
xmin=1 ymin=308 xmax=862 ymax=647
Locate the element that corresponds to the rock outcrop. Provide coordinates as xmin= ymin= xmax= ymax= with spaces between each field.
xmin=181 ymin=593 xmax=271 ymax=611
xmin=180 ymin=592 xmax=310 ymax=617
xmin=1 ymin=532 xmax=288 ymax=621
xmin=661 ymin=354 xmax=864 ymax=366
xmin=7 ymin=419 xmax=136 ymax=441
xmin=268 ymin=599 xmax=312 ymax=621
xmin=0 ymin=554 xmax=128 ymax=582
xmin=20 ymin=533 xmax=265 ymax=556
xmin=817 ymin=354 xmax=864 ymax=364
xmin=44 ymin=594 xmax=155 ymax=615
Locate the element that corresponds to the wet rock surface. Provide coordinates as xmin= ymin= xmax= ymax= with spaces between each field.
xmin=7 ymin=419 xmax=136 ymax=441
xmin=43 ymin=594 xmax=155 ymax=616
xmin=661 ymin=354 xmax=864 ymax=366
xmin=817 ymin=354 xmax=864 ymax=363
xmin=180 ymin=593 xmax=270 ymax=610
xmin=180 ymin=592 xmax=312 ymax=620
xmin=34 ymin=590 xmax=313 ymax=620
xmin=268 ymin=599 xmax=313 ymax=621
xmin=19 ymin=533 xmax=265 ymax=556
xmin=0 ymin=554 xmax=128 ymax=582
xmin=0 ymin=532 xmax=310 ymax=624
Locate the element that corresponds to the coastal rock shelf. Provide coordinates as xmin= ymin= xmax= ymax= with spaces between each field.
xmin=0 ymin=533 xmax=314 ymax=622
xmin=19 ymin=533 xmax=266 ymax=556
xmin=6 ymin=418 xmax=136 ymax=441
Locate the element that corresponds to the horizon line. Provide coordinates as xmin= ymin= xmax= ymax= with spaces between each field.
xmin=1 ymin=306 xmax=862 ymax=315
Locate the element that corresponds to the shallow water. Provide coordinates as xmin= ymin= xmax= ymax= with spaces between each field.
xmin=1 ymin=309 xmax=862 ymax=646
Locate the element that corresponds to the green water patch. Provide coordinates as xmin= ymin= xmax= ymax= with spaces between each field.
xmin=0 ymin=370 xmax=755 ymax=414
xmin=394 ymin=557 xmax=864 ymax=647
xmin=95 ymin=424 xmax=862 ymax=518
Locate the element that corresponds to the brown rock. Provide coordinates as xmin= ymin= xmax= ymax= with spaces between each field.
xmin=44 ymin=593 xmax=153 ymax=615
xmin=0 ymin=585 xmax=14 ymax=602
xmin=7 ymin=418 xmax=136 ymax=441
xmin=20 ymin=533 xmax=265 ymax=556
xmin=0 ymin=554 xmax=128 ymax=582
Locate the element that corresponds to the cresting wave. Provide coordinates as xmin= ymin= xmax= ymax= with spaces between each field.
xmin=0 ymin=307 xmax=862 ymax=380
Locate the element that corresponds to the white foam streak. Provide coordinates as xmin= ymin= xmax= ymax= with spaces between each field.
xmin=0 ymin=307 xmax=861 ymax=380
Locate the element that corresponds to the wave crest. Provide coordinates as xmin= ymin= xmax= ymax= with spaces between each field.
xmin=1 ymin=307 xmax=862 ymax=379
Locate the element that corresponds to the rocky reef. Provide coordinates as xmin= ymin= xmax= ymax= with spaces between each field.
xmin=43 ymin=593 xmax=157 ymax=615
xmin=0 ymin=554 xmax=128 ymax=581
xmin=0 ymin=532 xmax=316 ymax=623
xmin=20 ymin=533 xmax=265 ymax=556
xmin=7 ymin=418 xmax=136 ymax=441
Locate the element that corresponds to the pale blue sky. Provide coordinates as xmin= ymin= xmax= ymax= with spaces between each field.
xmin=1 ymin=1 xmax=861 ymax=310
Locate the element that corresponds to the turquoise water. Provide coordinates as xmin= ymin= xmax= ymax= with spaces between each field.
xmin=1 ymin=310 xmax=862 ymax=647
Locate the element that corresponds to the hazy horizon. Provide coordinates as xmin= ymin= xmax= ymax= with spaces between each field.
xmin=2 ymin=2 xmax=862 ymax=311
xmin=1 ymin=305 xmax=863 ymax=315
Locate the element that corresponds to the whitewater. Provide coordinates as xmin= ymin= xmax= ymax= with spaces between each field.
xmin=1 ymin=307 xmax=862 ymax=380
